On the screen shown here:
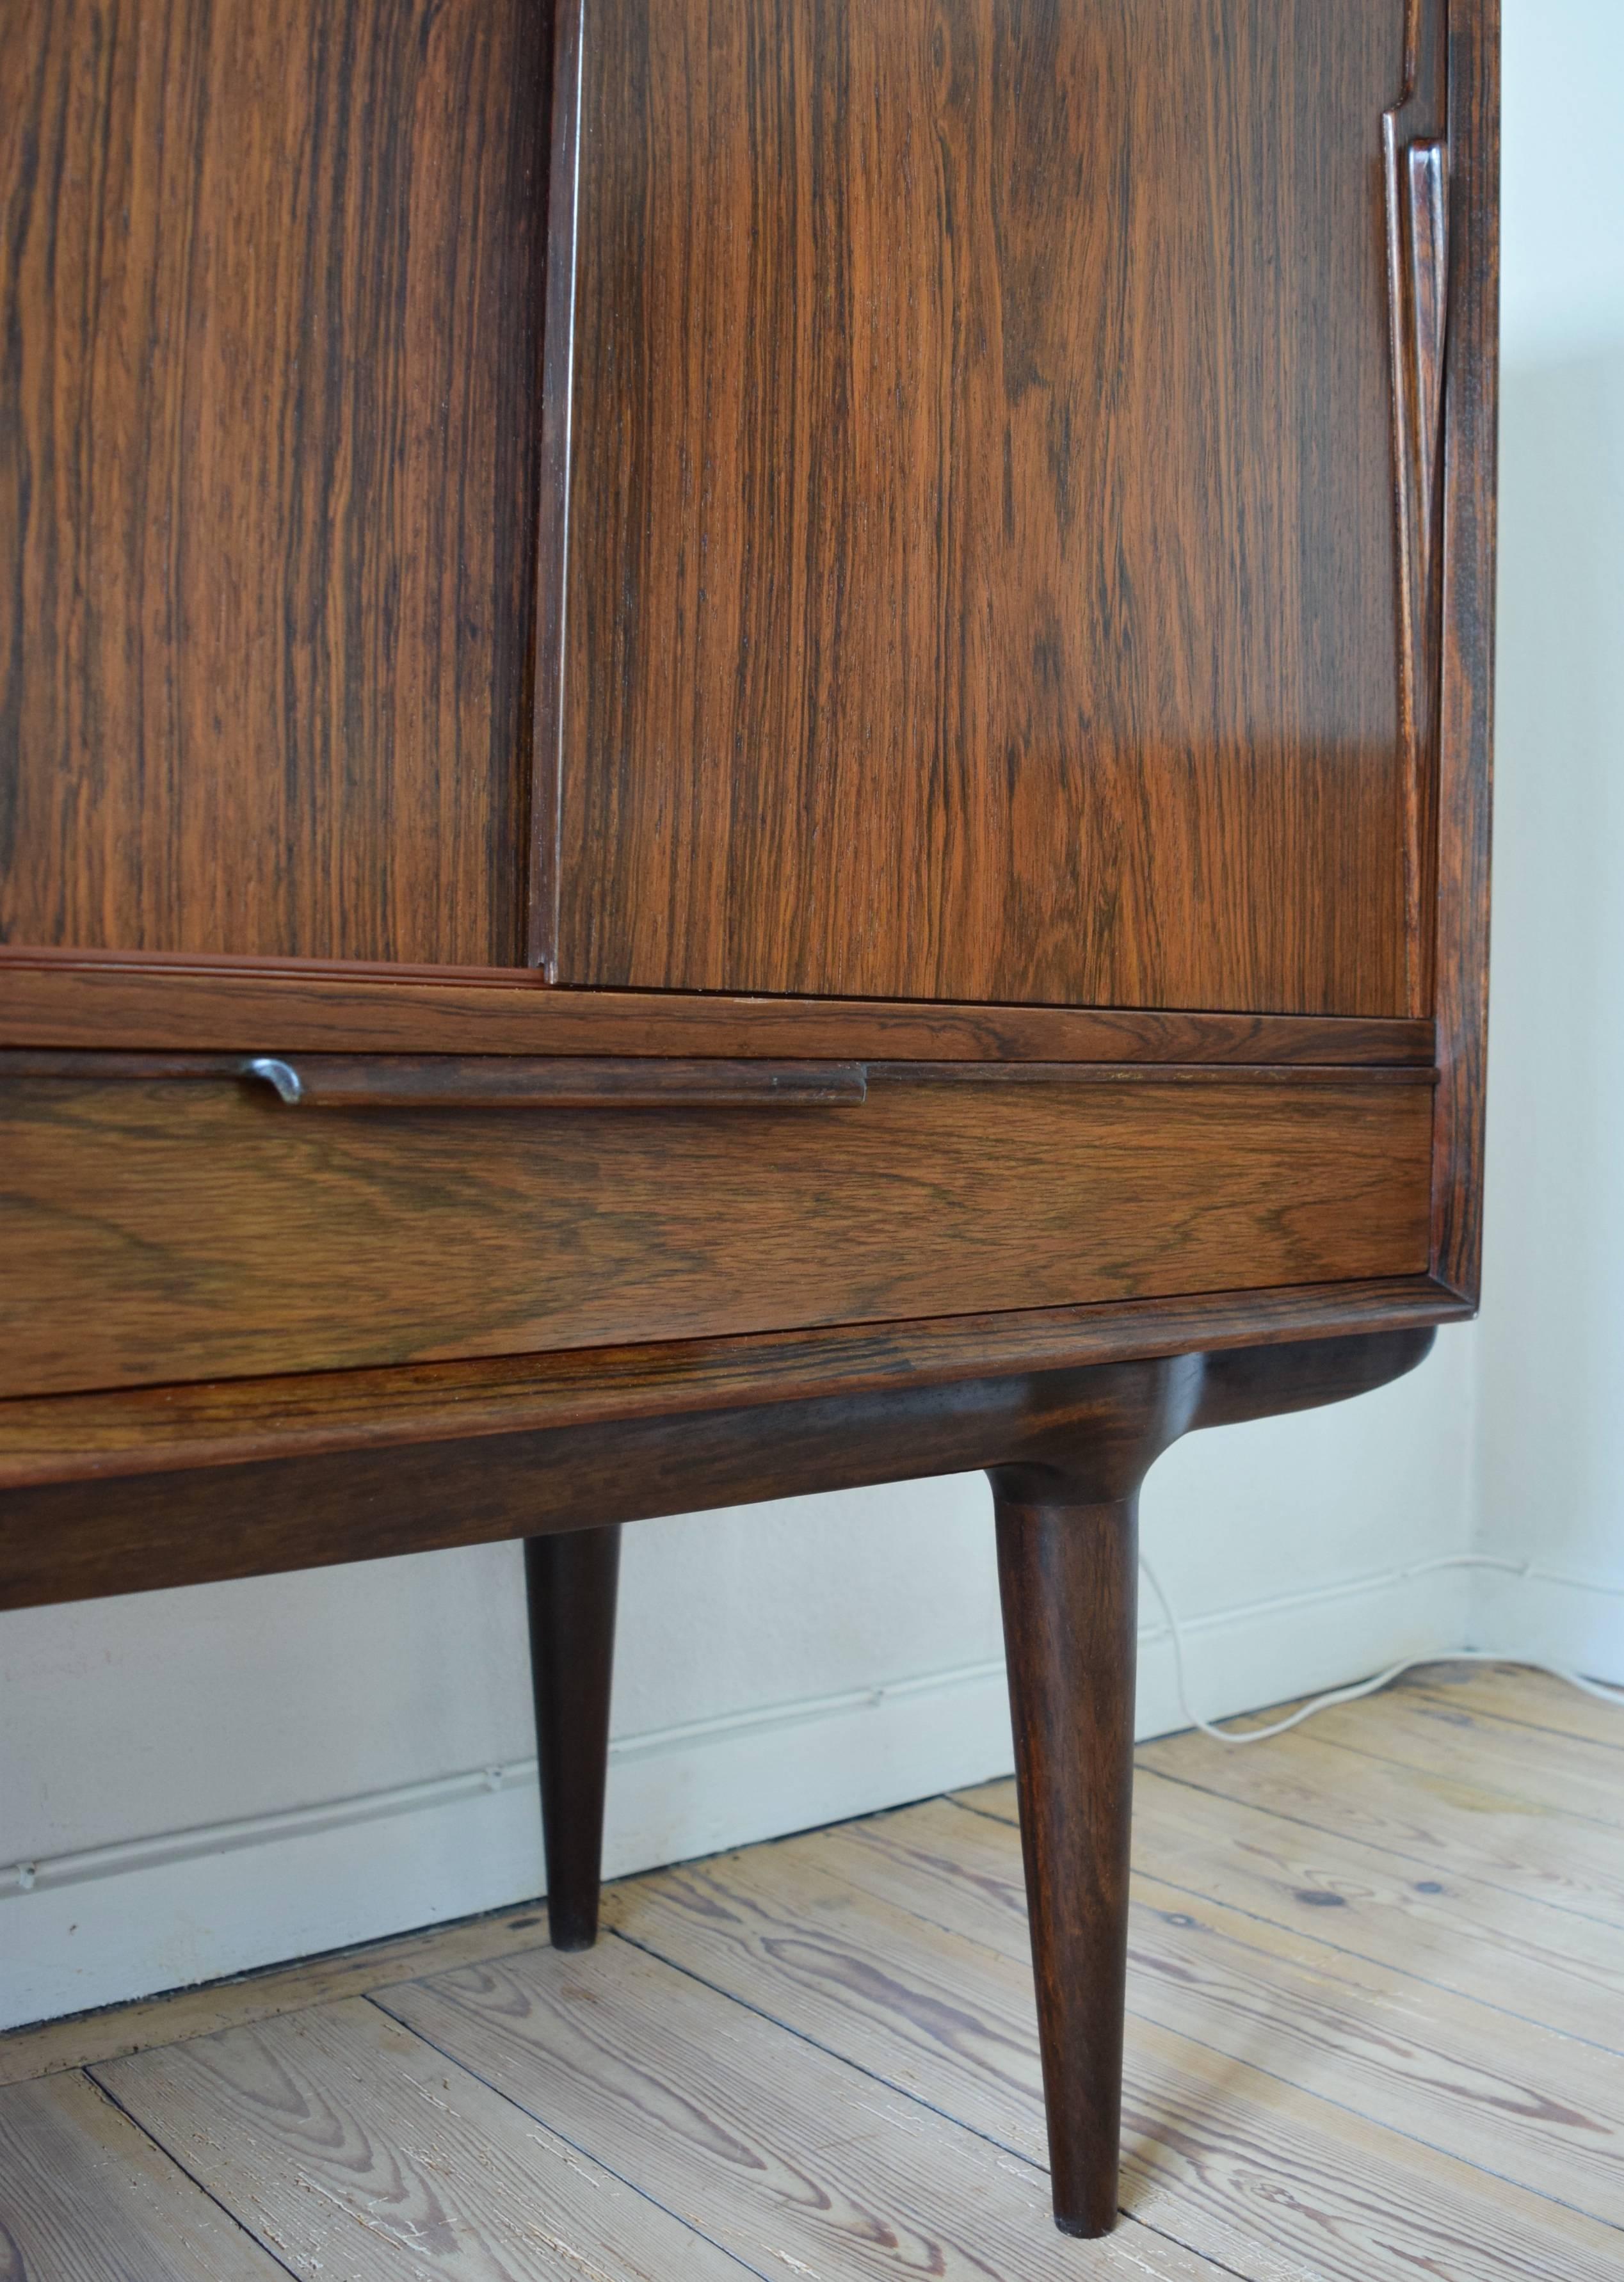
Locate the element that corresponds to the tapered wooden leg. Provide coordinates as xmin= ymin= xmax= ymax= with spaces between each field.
xmin=524 ymin=1523 xmax=622 ymax=1950
xmin=985 ymin=1354 xmax=1201 ymax=2237
xmin=993 ymin=1481 xmax=1139 ymax=2236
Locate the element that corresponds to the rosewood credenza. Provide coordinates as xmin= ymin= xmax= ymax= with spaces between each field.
xmin=0 ymin=0 xmax=1496 ymax=2236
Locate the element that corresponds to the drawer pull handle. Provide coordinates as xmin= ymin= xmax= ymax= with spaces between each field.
xmin=239 ymin=1055 xmax=869 ymax=1109
xmin=0 ymin=1049 xmax=867 ymax=1108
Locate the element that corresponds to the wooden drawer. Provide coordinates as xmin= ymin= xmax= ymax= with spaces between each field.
xmin=0 ymin=1062 xmax=1434 ymax=1399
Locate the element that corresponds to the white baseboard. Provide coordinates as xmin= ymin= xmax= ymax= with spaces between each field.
xmin=1468 ymin=1563 xmax=1624 ymax=1684
xmin=0 ymin=1558 xmax=1468 ymax=2032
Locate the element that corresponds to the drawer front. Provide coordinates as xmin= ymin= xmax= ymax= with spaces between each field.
xmin=0 ymin=1069 xmax=1433 ymax=1398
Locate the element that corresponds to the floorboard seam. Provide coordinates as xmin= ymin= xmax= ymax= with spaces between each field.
xmin=1107 ymin=1999 xmax=1623 ymax=2235
xmin=1407 ymin=1690 xmax=1624 ymax=1757
xmin=357 ymin=1989 xmax=778 ymax=2282
xmin=81 ymin=2065 xmax=307 ymax=2282
xmin=871 ymin=1807 xmax=1624 ymax=2230
xmin=1120 ymin=1862 xmax=1624 ymax=2059
xmin=1120 ymin=1765 xmax=1624 ymax=1935
xmin=1253 ymin=1726 xmax=1624 ymax=1839
xmin=602 ymin=1932 xmax=1269 ymax=2282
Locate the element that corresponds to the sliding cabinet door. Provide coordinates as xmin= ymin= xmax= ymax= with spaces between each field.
xmin=1 ymin=0 xmax=549 ymax=966
xmin=544 ymin=0 xmax=1448 ymax=1016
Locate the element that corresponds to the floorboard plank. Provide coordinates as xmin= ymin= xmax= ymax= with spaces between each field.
xmin=95 ymin=1995 xmax=751 ymax=2282
xmin=8 ymin=1669 xmax=1621 ymax=2279
xmin=0 ymin=1902 xmax=552 ymax=2091
xmin=378 ymin=1940 xmax=1232 ymax=2281
xmin=1401 ymin=1664 xmax=1624 ymax=1759
xmin=1254 ymin=1691 xmax=1624 ymax=1835
xmin=0 ymin=2067 xmax=290 ymax=2281
xmin=607 ymin=1818 xmax=1624 ymax=2230
xmin=378 ymin=1920 xmax=1619 ymax=2282
xmin=960 ymin=1767 xmax=1624 ymax=2052
xmin=1082 ymin=1728 xmax=1624 ymax=1926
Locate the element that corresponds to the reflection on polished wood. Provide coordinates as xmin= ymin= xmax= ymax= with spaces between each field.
xmin=552 ymin=0 xmax=1414 ymax=1013
xmin=0 ymin=1071 xmax=1433 ymax=1399
xmin=0 ymin=0 xmax=546 ymax=965
xmin=0 ymin=0 xmax=1499 ymax=2243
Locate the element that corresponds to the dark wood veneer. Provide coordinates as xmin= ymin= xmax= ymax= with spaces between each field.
xmin=990 ymin=1326 xmax=1437 ymax=2230
xmin=0 ymin=1065 xmax=1432 ymax=1398
xmin=0 ymin=0 xmax=546 ymax=966
xmin=552 ymin=0 xmax=1412 ymax=1014
xmin=0 ymin=1276 xmax=1470 ymax=1497
xmin=1383 ymin=0 xmax=1450 ymax=1016
xmin=0 ymin=959 xmax=1436 ymax=1066
xmin=1431 ymin=0 xmax=1499 ymax=1296
xmin=0 ymin=1327 xmax=1436 ymax=1613
xmin=994 ymin=1460 xmax=1143 ymax=2235
xmin=527 ymin=0 xmax=588 ymax=978
xmin=235 ymin=1055 xmax=873 ymax=1111
xmin=0 ymin=1308 xmax=1435 ymax=2240
xmin=0 ymin=0 xmax=1497 ymax=2242
xmin=526 ymin=1523 xmax=622 ymax=1952
xmin=0 ymin=1047 xmax=1433 ymax=1095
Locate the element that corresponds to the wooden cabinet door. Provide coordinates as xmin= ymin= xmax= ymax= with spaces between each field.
xmin=1 ymin=0 xmax=548 ymax=967
xmin=542 ymin=0 xmax=1448 ymax=1017
xmin=5 ymin=0 xmax=1459 ymax=1032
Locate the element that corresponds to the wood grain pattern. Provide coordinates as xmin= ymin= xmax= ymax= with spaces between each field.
xmin=6 ymin=1671 xmax=1612 ymax=2281
xmin=1134 ymin=1726 xmax=1624 ymax=1929
xmin=1255 ymin=1686 xmax=1624 ymax=1837
xmin=872 ymin=1778 xmax=1624 ymax=2068
xmin=601 ymin=1847 xmax=1056 ymax=2152
xmin=609 ymin=1807 xmax=1624 ymax=2230
xmin=0 ymin=1045 xmax=1434 ymax=1097
xmin=11 ymin=1347 xmax=1429 ymax=2243
xmin=8 ymin=1047 xmax=1436 ymax=1103
xmin=993 ymin=1468 xmax=1143 ymax=2233
xmin=889 ymin=1798 xmax=1624 ymax=2208
xmin=526 ymin=0 xmax=586 ymax=976
xmin=0 ymin=1276 xmax=1467 ymax=1490
xmin=1407 ymin=1661 xmax=1624 ymax=1758
xmin=12 ymin=1671 xmax=1602 ymax=2104
xmin=95 ymin=1998 xmax=749 ymax=2282
xmin=0 ymin=955 xmax=1440 ymax=1065
xmin=0 ymin=1904 xmax=555 ymax=2090
xmin=238 ymin=1052 xmax=872 ymax=1109
xmin=1123 ymin=1764 xmax=1624 ymax=2056
xmin=0 ymin=1050 xmax=871 ymax=1107
xmin=0 ymin=1068 xmax=1433 ymax=1399
xmin=381 ymin=1929 xmax=1619 ymax=2282
xmin=1430 ymin=0 xmax=1499 ymax=1296
xmin=0 ymin=1328 xmax=1436 ymax=1614
xmin=1383 ymin=0 xmax=1450 ymax=1015
xmin=0 ymin=2068 xmax=287 ymax=2279
xmin=376 ymin=1941 xmax=1227 ymax=2281
xmin=554 ymin=0 xmax=1413 ymax=1013
xmin=0 ymin=0 xmax=545 ymax=963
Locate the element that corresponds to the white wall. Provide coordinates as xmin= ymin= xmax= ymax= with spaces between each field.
xmin=4 ymin=0 xmax=1622 ymax=2036
xmin=1470 ymin=0 xmax=1624 ymax=1678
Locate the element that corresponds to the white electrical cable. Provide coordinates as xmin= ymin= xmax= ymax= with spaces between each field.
xmin=1137 ymin=1547 xmax=1624 ymax=1745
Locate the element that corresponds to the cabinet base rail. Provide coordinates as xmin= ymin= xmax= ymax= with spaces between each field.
xmin=520 ymin=1325 xmax=1433 ymax=2235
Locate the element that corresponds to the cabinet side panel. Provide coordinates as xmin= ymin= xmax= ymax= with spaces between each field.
xmin=1431 ymin=0 xmax=1498 ymax=1296
xmin=0 ymin=0 xmax=547 ymax=963
xmin=558 ymin=0 xmax=1411 ymax=1013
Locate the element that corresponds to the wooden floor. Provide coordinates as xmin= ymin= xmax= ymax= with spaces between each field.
xmin=3 ymin=1662 xmax=1622 ymax=2280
